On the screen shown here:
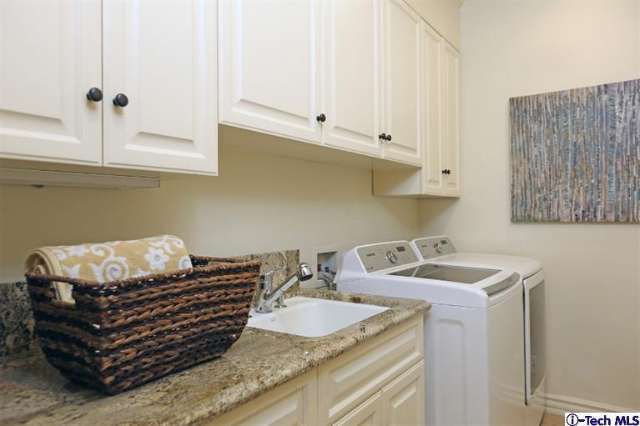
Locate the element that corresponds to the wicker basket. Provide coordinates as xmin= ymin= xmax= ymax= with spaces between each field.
xmin=25 ymin=255 xmax=261 ymax=394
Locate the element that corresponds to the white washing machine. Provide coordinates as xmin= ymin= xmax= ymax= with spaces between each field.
xmin=411 ymin=236 xmax=546 ymax=426
xmin=337 ymin=241 xmax=525 ymax=426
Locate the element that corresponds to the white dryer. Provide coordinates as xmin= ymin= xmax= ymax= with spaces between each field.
xmin=337 ymin=241 xmax=525 ymax=426
xmin=411 ymin=236 xmax=546 ymax=426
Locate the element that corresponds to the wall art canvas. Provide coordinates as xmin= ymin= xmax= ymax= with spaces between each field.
xmin=510 ymin=78 xmax=640 ymax=223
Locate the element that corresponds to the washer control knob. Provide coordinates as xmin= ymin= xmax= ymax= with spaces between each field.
xmin=386 ymin=250 xmax=398 ymax=264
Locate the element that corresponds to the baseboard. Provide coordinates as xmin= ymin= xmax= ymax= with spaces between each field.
xmin=544 ymin=392 xmax=638 ymax=415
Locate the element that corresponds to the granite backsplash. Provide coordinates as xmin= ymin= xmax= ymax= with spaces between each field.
xmin=0 ymin=249 xmax=299 ymax=365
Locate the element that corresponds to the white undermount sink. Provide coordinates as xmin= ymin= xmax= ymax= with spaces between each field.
xmin=247 ymin=296 xmax=388 ymax=338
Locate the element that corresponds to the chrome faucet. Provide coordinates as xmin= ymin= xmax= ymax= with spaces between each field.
xmin=255 ymin=263 xmax=313 ymax=313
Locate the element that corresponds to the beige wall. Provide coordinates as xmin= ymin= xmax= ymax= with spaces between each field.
xmin=419 ymin=0 xmax=640 ymax=411
xmin=0 ymin=152 xmax=419 ymax=283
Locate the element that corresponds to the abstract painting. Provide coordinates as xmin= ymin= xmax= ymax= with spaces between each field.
xmin=510 ymin=79 xmax=640 ymax=223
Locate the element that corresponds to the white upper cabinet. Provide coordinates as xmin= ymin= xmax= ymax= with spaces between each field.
xmin=1 ymin=0 xmax=456 ymax=181
xmin=422 ymin=23 xmax=445 ymax=193
xmin=321 ymin=0 xmax=383 ymax=157
xmin=373 ymin=21 xmax=460 ymax=198
xmin=220 ymin=0 xmax=322 ymax=144
xmin=103 ymin=0 xmax=218 ymax=175
xmin=0 ymin=0 xmax=102 ymax=165
xmin=441 ymin=40 xmax=460 ymax=193
xmin=0 ymin=0 xmax=217 ymax=175
xmin=381 ymin=0 xmax=422 ymax=166
xmin=220 ymin=0 xmax=426 ymax=168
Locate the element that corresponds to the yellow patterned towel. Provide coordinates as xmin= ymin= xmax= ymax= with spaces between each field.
xmin=25 ymin=235 xmax=193 ymax=303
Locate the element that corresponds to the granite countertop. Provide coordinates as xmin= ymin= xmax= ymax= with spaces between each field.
xmin=0 ymin=289 xmax=429 ymax=426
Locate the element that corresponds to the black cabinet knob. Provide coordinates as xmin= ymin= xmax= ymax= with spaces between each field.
xmin=379 ymin=133 xmax=387 ymax=141
xmin=386 ymin=134 xmax=392 ymax=142
xmin=112 ymin=93 xmax=129 ymax=108
xmin=441 ymin=169 xmax=452 ymax=175
xmin=316 ymin=113 xmax=326 ymax=123
xmin=86 ymin=87 xmax=103 ymax=102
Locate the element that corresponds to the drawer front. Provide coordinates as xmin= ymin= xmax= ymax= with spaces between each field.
xmin=319 ymin=316 xmax=424 ymax=423
xmin=208 ymin=371 xmax=318 ymax=426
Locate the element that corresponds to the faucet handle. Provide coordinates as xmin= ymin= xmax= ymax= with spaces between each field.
xmin=275 ymin=295 xmax=287 ymax=309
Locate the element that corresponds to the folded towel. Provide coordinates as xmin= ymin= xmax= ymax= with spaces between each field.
xmin=25 ymin=235 xmax=193 ymax=303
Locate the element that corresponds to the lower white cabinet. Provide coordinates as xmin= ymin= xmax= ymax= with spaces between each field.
xmin=333 ymin=392 xmax=383 ymax=426
xmin=207 ymin=371 xmax=318 ymax=426
xmin=380 ymin=361 xmax=425 ymax=426
xmin=208 ymin=315 xmax=424 ymax=426
xmin=318 ymin=317 xmax=423 ymax=423
xmin=334 ymin=361 xmax=425 ymax=426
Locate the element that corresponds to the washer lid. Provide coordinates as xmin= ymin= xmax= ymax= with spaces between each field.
xmin=390 ymin=263 xmax=501 ymax=284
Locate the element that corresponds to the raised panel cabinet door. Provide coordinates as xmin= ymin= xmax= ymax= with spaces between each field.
xmin=318 ymin=318 xmax=423 ymax=424
xmin=322 ymin=0 xmax=383 ymax=158
xmin=381 ymin=0 xmax=422 ymax=166
xmin=220 ymin=0 xmax=322 ymax=144
xmin=442 ymin=41 xmax=460 ymax=194
xmin=103 ymin=0 xmax=218 ymax=175
xmin=422 ymin=23 xmax=444 ymax=194
xmin=333 ymin=392 xmax=383 ymax=426
xmin=0 ymin=0 xmax=102 ymax=165
xmin=381 ymin=361 xmax=425 ymax=426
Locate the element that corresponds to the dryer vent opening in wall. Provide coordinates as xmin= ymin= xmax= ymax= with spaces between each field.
xmin=317 ymin=251 xmax=338 ymax=290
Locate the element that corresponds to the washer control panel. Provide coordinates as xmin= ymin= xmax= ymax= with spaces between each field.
xmin=413 ymin=236 xmax=456 ymax=259
xmin=357 ymin=242 xmax=418 ymax=272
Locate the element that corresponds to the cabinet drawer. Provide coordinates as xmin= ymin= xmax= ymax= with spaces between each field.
xmin=207 ymin=371 xmax=317 ymax=426
xmin=318 ymin=317 xmax=423 ymax=423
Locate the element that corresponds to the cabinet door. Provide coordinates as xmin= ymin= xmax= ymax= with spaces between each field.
xmin=381 ymin=361 xmax=425 ymax=426
xmin=0 ymin=0 xmax=102 ymax=165
xmin=381 ymin=0 xmax=422 ymax=166
xmin=322 ymin=0 xmax=383 ymax=158
xmin=318 ymin=317 xmax=423 ymax=424
xmin=220 ymin=0 xmax=322 ymax=144
xmin=442 ymin=41 xmax=460 ymax=194
xmin=422 ymin=23 xmax=444 ymax=193
xmin=333 ymin=392 xmax=383 ymax=426
xmin=103 ymin=0 xmax=218 ymax=175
